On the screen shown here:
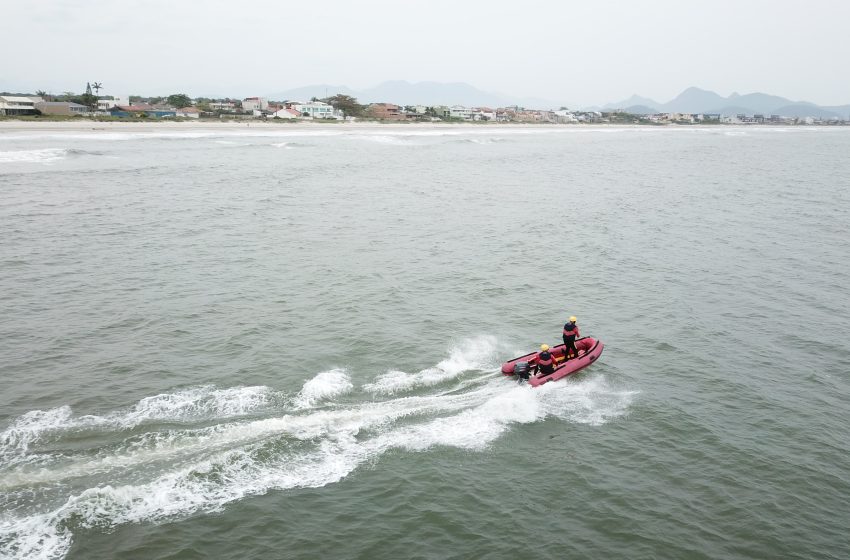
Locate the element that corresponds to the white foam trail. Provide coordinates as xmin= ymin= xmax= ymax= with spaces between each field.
xmin=364 ymin=335 xmax=497 ymax=394
xmin=0 ymin=382 xmax=503 ymax=490
xmin=292 ymin=369 xmax=353 ymax=409
xmin=0 ymin=374 xmax=635 ymax=560
xmin=0 ymin=406 xmax=74 ymax=459
xmin=0 ymin=385 xmax=270 ymax=463
xmin=0 ymin=335 xmax=635 ymax=560
xmin=536 ymin=375 xmax=636 ymax=426
xmin=386 ymin=384 xmax=541 ymax=451
xmin=0 ymin=512 xmax=69 ymax=560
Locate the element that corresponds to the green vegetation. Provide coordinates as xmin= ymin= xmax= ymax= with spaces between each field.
xmin=321 ymin=94 xmax=365 ymax=118
xmin=605 ymin=112 xmax=655 ymax=124
xmin=167 ymin=93 xmax=192 ymax=108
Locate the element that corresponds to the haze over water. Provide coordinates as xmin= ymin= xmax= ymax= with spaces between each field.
xmin=1 ymin=125 xmax=848 ymax=559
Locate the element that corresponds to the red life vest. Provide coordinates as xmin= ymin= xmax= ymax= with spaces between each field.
xmin=537 ymin=351 xmax=555 ymax=373
xmin=563 ymin=323 xmax=579 ymax=338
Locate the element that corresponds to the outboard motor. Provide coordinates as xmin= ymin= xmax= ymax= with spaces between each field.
xmin=513 ymin=362 xmax=531 ymax=383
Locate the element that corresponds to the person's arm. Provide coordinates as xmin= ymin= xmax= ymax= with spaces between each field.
xmin=575 ymin=325 xmax=580 ymax=337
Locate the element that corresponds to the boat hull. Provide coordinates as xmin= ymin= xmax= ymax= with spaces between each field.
xmin=501 ymin=337 xmax=604 ymax=386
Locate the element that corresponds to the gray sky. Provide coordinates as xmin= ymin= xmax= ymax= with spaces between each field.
xmin=2 ymin=0 xmax=848 ymax=106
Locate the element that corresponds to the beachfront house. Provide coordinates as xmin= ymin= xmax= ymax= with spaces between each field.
xmin=97 ymin=96 xmax=129 ymax=110
xmin=270 ymin=108 xmax=301 ymax=119
xmin=293 ymin=101 xmax=340 ymax=119
xmin=473 ymin=108 xmax=496 ymax=121
xmin=553 ymin=109 xmax=578 ymax=123
xmin=174 ymin=107 xmax=201 ymax=119
xmin=243 ymin=97 xmax=268 ymax=112
xmin=365 ymin=103 xmax=405 ymax=120
xmin=449 ymin=106 xmax=473 ymax=120
xmin=34 ymin=101 xmax=88 ymax=116
xmin=431 ymin=106 xmax=451 ymax=119
xmin=210 ymin=101 xmax=238 ymax=112
xmin=0 ymin=95 xmax=43 ymax=116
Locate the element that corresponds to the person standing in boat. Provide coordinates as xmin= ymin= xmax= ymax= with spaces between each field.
xmin=563 ymin=316 xmax=580 ymax=360
xmin=536 ymin=344 xmax=557 ymax=376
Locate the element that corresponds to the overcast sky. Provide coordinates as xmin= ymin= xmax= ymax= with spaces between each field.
xmin=2 ymin=0 xmax=848 ymax=105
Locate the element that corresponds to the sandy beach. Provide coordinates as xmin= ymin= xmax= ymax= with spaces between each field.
xmin=0 ymin=119 xmax=569 ymax=136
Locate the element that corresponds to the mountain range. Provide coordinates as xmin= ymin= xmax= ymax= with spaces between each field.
xmin=266 ymin=82 xmax=849 ymax=119
xmin=602 ymin=87 xmax=850 ymax=119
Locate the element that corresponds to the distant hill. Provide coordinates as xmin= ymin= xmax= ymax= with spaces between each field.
xmin=662 ymin=87 xmax=727 ymax=113
xmin=263 ymin=81 xmax=846 ymax=118
xmin=770 ymin=104 xmax=842 ymax=119
xmin=603 ymin=87 xmax=849 ymax=118
xmin=823 ymin=105 xmax=850 ymax=118
xmin=622 ymin=105 xmax=658 ymax=115
xmin=267 ymin=80 xmax=563 ymax=108
xmin=728 ymin=91 xmax=804 ymax=114
xmin=709 ymin=105 xmax=763 ymax=117
xmin=604 ymin=94 xmax=661 ymax=111
xmin=266 ymin=84 xmax=357 ymax=101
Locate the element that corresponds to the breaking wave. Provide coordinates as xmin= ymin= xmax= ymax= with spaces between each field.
xmin=292 ymin=368 xmax=353 ymax=409
xmin=0 ymin=148 xmax=102 ymax=164
xmin=0 ymin=337 xmax=633 ymax=560
xmin=348 ymin=134 xmax=410 ymax=145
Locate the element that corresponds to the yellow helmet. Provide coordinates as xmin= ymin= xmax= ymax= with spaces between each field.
xmin=569 ymin=316 xmax=577 ymax=322
xmin=540 ymin=344 xmax=549 ymax=351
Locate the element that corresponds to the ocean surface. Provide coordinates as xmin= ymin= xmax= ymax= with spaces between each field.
xmin=1 ymin=124 xmax=848 ymax=560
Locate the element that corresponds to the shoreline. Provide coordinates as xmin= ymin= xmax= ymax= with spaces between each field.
xmin=0 ymin=120 xmax=606 ymax=129
xmin=0 ymin=120 xmax=838 ymax=135
xmin=0 ymin=120 xmax=637 ymax=135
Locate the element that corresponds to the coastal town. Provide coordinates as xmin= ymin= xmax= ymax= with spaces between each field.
xmin=1 ymin=84 xmax=848 ymax=126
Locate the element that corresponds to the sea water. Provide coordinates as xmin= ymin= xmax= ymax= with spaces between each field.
xmin=1 ymin=125 xmax=848 ymax=559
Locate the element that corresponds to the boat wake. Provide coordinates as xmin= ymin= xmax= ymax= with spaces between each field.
xmin=0 ymin=337 xmax=634 ymax=560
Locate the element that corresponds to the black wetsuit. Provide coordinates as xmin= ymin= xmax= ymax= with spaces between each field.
xmin=563 ymin=322 xmax=578 ymax=359
xmin=537 ymin=351 xmax=556 ymax=375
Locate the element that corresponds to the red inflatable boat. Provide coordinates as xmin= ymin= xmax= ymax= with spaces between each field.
xmin=501 ymin=337 xmax=604 ymax=387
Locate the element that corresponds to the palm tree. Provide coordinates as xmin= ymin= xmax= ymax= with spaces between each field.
xmin=92 ymin=82 xmax=103 ymax=96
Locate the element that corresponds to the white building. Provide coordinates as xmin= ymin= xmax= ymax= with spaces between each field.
xmin=449 ymin=105 xmax=473 ymax=120
xmin=174 ymin=107 xmax=200 ymax=119
xmin=293 ymin=100 xmax=341 ymax=119
xmin=0 ymin=96 xmax=43 ymax=115
xmin=270 ymin=108 xmax=301 ymax=119
xmin=243 ymin=97 xmax=268 ymax=112
xmin=553 ymin=109 xmax=578 ymax=123
xmin=97 ymin=96 xmax=128 ymax=110
xmin=210 ymin=101 xmax=238 ymax=111
xmin=473 ymin=109 xmax=496 ymax=121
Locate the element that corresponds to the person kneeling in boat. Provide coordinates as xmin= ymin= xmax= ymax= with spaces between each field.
xmin=563 ymin=316 xmax=580 ymax=360
xmin=536 ymin=344 xmax=557 ymax=376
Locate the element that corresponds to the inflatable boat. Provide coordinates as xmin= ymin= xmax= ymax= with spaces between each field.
xmin=501 ymin=337 xmax=604 ymax=387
